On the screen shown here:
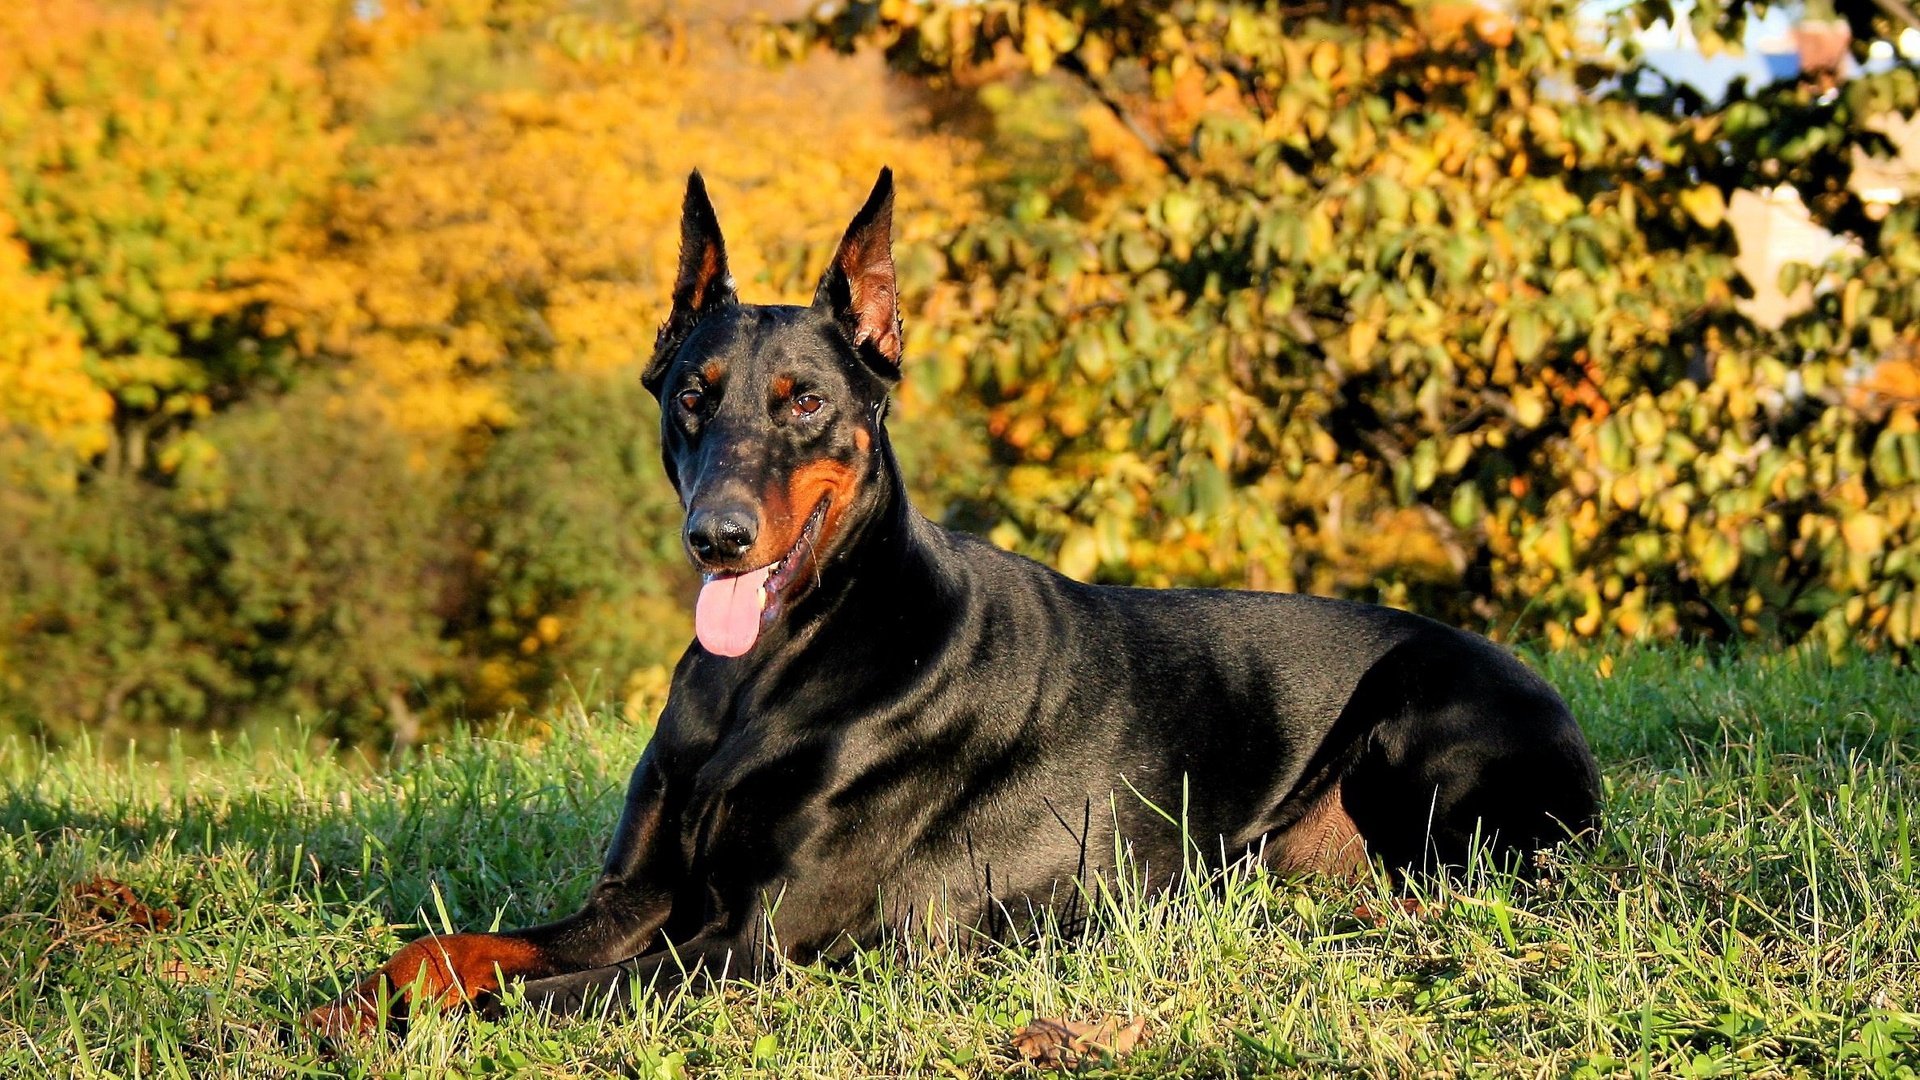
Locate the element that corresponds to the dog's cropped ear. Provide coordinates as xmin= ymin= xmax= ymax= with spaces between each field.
xmin=813 ymin=167 xmax=902 ymax=370
xmin=646 ymin=171 xmax=737 ymax=397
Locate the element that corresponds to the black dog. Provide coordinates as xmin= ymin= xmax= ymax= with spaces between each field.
xmin=308 ymin=170 xmax=1599 ymax=1034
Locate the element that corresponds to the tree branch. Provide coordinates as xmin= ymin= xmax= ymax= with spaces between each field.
xmin=1055 ymin=52 xmax=1192 ymax=183
xmin=1868 ymin=0 xmax=1920 ymax=37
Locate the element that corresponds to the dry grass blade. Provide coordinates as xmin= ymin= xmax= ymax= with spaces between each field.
xmin=159 ymin=957 xmax=214 ymax=984
xmin=1352 ymin=897 xmax=1430 ymax=926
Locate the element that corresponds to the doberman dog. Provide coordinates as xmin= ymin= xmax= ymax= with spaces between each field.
xmin=306 ymin=169 xmax=1601 ymax=1035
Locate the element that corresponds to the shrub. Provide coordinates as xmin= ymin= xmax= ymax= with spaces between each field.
xmin=445 ymin=367 xmax=690 ymax=722
xmin=0 ymin=470 xmax=229 ymax=738
xmin=783 ymin=0 xmax=1920 ymax=654
xmin=0 ymin=0 xmax=343 ymax=465
xmin=188 ymin=388 xmax=460 ymax=745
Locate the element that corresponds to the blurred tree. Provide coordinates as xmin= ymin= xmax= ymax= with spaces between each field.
xmin=264 ymin=9 xmax=979 ymax=438
xmin=444 ymin=368 xmax=688 ymax=721
xmin=0 ymin=201 xmax=113 ymax=485
xmin=0 ymin=0 xmax=345 ymax=473
xmin=0 ymin=0 xmax=990 ymax=741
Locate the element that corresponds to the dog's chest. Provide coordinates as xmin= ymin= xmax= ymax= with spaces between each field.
xmin=668 ymin=718 xmax=834 ymax=865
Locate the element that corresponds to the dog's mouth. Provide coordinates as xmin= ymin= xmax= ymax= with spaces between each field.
xmin=692 ymin=498 xmax=829 ymax=658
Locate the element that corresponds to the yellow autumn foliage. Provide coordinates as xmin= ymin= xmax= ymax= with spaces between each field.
xmin=262 ymin=20 xmax=979 ymax=438
xmin=0 ymin=1 xmax=986 ymax=739
xmin=0 ymin=205 xmax=113 ymax=471
xmin=0 ymin=0 xmax=342 ymax=434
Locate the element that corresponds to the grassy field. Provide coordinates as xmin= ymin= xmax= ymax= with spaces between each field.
xmin=2 ymin=647 xmax=1918 ymax=1078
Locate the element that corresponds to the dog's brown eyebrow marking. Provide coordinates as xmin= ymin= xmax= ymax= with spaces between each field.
xmin=701 ymin=361 xmax=723 ymax=384
xmin=854 ymin=427 xmax=871 ymax=452
xmin=771 ymin=375 xmax=794 ymax=398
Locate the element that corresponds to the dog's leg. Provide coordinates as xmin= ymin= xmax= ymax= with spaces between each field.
xmin=1267 ymin=779 xmax=1371 ymax=879
xmin=517 ymin=927 xmax=760 ymax=1020
xmin=306 ymin=750 xmax=684 ymax=1037
xmin=1337 ymin=637 xmax=1601 ymax=876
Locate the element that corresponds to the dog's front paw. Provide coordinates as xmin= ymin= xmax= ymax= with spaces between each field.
xmin=303 ymin=932 xmax=547 ymax=1038
xmin=302 ymin=991 xmax=386 ymax=1040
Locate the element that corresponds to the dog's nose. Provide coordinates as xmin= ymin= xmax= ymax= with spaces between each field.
xmin=686 ymin=506 xmax=758 ymax=564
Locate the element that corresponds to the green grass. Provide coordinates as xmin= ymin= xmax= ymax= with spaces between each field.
xmin=3 ymin=647 xmax=1919 ymax=1077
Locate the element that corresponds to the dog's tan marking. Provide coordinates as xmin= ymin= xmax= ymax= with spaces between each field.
xmin=1269 ymin=780 xmax=1369 ymax=878
xmin=304 ymin=932 xmax=550 ymax=1037
xmin=690 ymin=244 xmax=721 ymax=309
xmin=744 ymin=459 xmax=859 ymax=570
xmin=788 ymin=459 xmax=858 ymax=552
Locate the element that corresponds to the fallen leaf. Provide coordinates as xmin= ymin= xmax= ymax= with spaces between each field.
xmin=159 ymin=958 xmax=214 ymax=984
xmin=1352 ymin=897 xmax=1430 ymax=926
xmin=1011 ymin=1015 xmax=1146 ymax=1069
xmin=67 ymin=877 xmax=176 ymax=939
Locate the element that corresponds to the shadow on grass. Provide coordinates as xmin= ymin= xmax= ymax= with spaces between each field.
xmin=2 ymin=716 xmax=642 ymax=916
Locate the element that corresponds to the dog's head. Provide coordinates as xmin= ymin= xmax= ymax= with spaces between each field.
xmin=642 ymin=169 xmax=903 ymax=658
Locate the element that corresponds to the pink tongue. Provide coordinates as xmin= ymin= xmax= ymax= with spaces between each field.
xmin=694 ymin=564 xmax=774 ymax=657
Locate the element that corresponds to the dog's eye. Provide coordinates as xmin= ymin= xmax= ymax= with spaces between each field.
xmin=678 ymin=389 xmax=703 ymax=413
xmin=792 ymin=394 xmax=825 ymax=417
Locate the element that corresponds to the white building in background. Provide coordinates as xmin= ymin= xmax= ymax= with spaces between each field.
xmin=1623 ymin=2 xmax=1920 ymax=326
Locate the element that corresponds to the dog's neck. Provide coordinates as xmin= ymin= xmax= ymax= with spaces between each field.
xmin=802 ymin=431 xmax=939 ymax=613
